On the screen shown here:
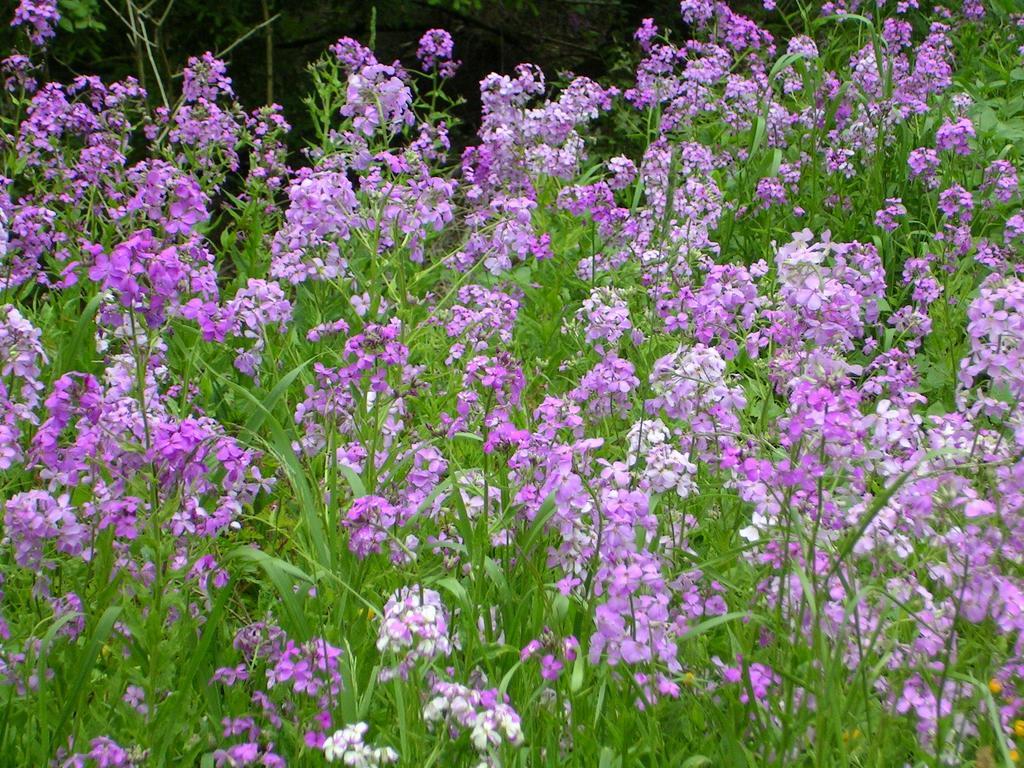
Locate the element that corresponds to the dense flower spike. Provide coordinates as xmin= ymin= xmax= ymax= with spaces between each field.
xmin=376 ymin=587 xmax=453 ymax=681
xmin=11 ymin=0 xmax=59 ymax=47
xmin=0 ymin=304 xmax=46 ymax=469
xmin=417 ymin=29 xmax=460 ymax=78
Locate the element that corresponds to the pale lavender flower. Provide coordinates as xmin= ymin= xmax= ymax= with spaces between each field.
xmin=376 ymin=587 xmax=453 ymax=681
xmin=322 ymin=722 xmax=398 ymax=766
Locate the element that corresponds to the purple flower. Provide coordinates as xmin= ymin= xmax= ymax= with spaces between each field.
xmin=937 ymin=184 xmax=973 ymax=221
xmin=982 ymin=159 xmax=1020 ymax=204
xmin=417 ymin=29 xmax=460 ymax=77
xmin=634 ymin=18 xmax=659 ymax=52
xmin=908 ymin=147 xmax=940 ymax=187
xmin=875 ymin=197 xmax=907 ymax=231
xmin=423 ymin=677 xmax=524 ymax=754
xmin=343 ymin=495 xmax=400 ymax=558
xmin=266 ymin=637 xmax=343 ymax=698
xmin=182 ymin=52 xmax=233 ymax=103
xmin=961 ymin=275 xmax=1024 ymax=398
xmin=935 ymin=116 xmax=975 ymax=155
xmin=11 ymin=0 xmax=59 ymax=46
xmin=376 ymin=587 xmax=453 ymax=681
xmin=577 ymin=287 xmax=632 ymax=352
xmin=4 ymin=490 xmax=86 ymax=569
xmin=607 ymin=155 xmax=637 ymax=189
xmin=270 ymin=167 xmax=358 ymax=284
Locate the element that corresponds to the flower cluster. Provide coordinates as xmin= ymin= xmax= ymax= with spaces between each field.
xmin=11 ymin=0 xmax=59 ymax=47
xmin=322 ymin=722 xmax=398 ymax=766
xmin=376 ymin=587 xmax=453 ymax=681
xmin=423 ymin=677 xmax=525 ymax=763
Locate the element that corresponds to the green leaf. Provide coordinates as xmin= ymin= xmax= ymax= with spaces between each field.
xmin=599 ymin=747 xmax=622 ymax=768
xmin=435 ymin=577 xmax=471 ymax=610
xmin=682 ymin=612 xmax=753 ymax=641
xmin=570 ymin=651 xmax=585 ymax=693
xmin=53 ymin=605 xmax=123 ymax=745
xmin=240 ymin=358 xmax=314 ymax=439
xmin=229 ymin=547 xmax=312 ymax=639
xmin=337 ymin=464 xmax=367 ymax=498
xmin=152 ymin=581 xmax=234 ymax=763
xmin=519 ymin=492 xmax=557 ymax=557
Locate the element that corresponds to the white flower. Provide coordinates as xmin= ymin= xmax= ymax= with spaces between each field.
xmin=322 ymin=723 xmax=397 ymax=767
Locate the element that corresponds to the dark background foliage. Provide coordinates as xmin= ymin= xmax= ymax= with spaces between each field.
xmin=0 ymin=0 xmax=732 ymax=142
